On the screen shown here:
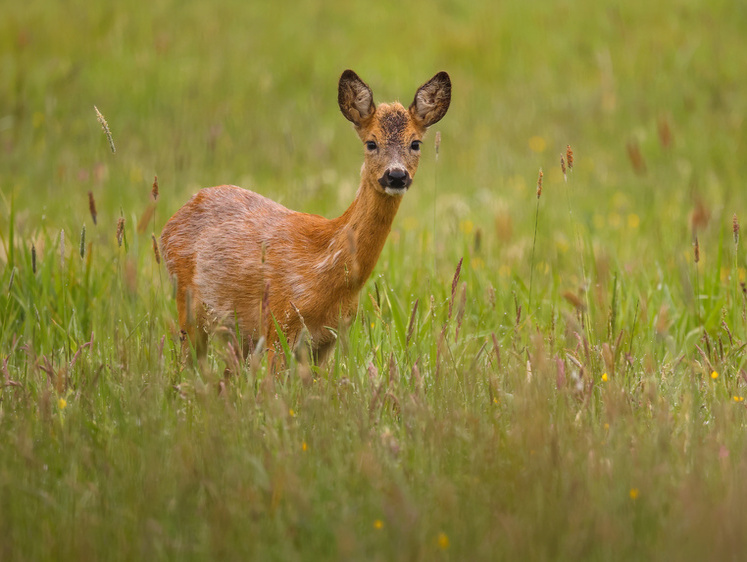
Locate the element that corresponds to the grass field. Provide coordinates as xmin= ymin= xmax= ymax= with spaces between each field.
xmin=2 ymin=0 xmax=747 ymax=559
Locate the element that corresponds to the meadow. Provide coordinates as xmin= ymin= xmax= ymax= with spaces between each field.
xmin=1 ymin=0 xmax=746 ymax=559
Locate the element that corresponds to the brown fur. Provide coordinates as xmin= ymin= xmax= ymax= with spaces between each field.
xmin=161 ymin=70 xmax=451 ymax=366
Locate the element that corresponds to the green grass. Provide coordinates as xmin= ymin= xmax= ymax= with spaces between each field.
xmin=2 ymin=0 xmax=747 ymax=559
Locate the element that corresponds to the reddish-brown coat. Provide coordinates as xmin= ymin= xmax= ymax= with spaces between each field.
xmin=161 ymin=70 xmax=451 ymax=365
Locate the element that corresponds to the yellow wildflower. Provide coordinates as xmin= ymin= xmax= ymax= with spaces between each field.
xmin=373 ymin=520 xmax=384 ymax=530
xmin=58 ymin=398 xmax=67 ymax=410
xmin=629 ymin=488 xmax=639 ymax=500
xmin=437 ymin=532 xmax=450 ymax=550
xmin=601 ymin=373 xmax=608 ymax=382
xmin=711 ymin=371 xmax=719 ymax=380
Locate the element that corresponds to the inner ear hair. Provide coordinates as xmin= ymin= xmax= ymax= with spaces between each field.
xmin=410 ymin=72 xmax=451 ymax=128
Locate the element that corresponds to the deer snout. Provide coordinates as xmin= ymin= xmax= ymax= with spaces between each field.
xmin=378 ymin=168 xmax=411 ymax=191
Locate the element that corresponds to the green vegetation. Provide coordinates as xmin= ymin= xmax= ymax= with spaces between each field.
xmin=2 ymin=0 xmax=746 ymax=559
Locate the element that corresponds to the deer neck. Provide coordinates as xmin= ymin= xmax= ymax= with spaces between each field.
xmin=333 ymin=174 xmax=402 ymax=287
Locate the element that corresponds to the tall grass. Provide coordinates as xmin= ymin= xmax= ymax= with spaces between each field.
xmin=1 ymin=0 xmax=747 ymax=560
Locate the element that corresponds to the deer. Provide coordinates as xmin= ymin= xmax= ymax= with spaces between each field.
xmin=160 ymin=69 xmax=451 ymax=368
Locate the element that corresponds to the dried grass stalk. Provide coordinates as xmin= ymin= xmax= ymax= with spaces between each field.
xmin=94 ymin=105 xmax=116 ymax=154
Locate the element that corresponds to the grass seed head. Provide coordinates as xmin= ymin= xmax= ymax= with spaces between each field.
xmin=406 ymin=298 xmax=419 ymax=346
xmin=560 ymin=154 xmax=567 ymax=182
xmin=151 ymin=234 xmax=161 ymax=264
xmin=733 ymin=213 xmax=740 ymax=246
xmin=116 ymin=217 xmax=125 ymax=247
xmin=626 ymin=140 xmax=647 ymax=175
xmin=94 ymin=105 xmax=116 ymax=154
xmin=79 ymin=224 xmax=86 ymax=259
xmin=658 ymin=116 xmax=672 ymax=148
xmin=694 ymin=236 xmax=700 ymax=263
xmin=448 ymin=257 xmax=464 ymax=320
xmin=88 ymin=191 xmax=97 ymax=225
xmin=31 ymin=243 xmax=37 ymax=275
xmin=152 ymin=175 xmax=159 ymax=201
xmin=537 ymin=168 xmax=543 ymax=198
xmin=566 ymin=145 xmax=574 ymax=170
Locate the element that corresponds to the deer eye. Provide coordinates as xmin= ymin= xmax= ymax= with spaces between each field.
xmin=365 ymin=141 xmax=378 ymax=151
xmin=410 ymin=140 xmax=422 ymax=151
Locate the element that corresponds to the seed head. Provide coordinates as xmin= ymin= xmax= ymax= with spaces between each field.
xmin=152 ymin=175 xmax=159 ymax=201
xmin=565 ymin=145 xmax=574 ymax=170
xmin=536 ymin=168 xmax=543 ymax=198
xmin=657 ymin=116 xmax=672 ymax=149
xmin=79 ymin=224 xmax=86 ymax=259
xmin=88 ymin=191 xmax=97 ymax=225
xmin=694 ymin=236 xmax=700 ymax=263
xmin=94 ymin=105 xmax=116 ymax=154
xmin=626 ymin=140 xmax=647 ymax=175
xmin=448 ymin=257 xmax=463 ymax=321
xmin=151 ymin=234 xmax=161 ymax=264
xmin=31 ymin=243 xmax=37 ymax=275
xmin=733 ymin=213 xmax=740 ymax=246
xmin=116 ymin=217 xmax=125 ymax=247
xmin=560 ymin=155 xmax=567 ymax=182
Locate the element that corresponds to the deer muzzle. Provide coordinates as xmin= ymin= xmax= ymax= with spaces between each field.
xmin=379 ymin=168 xmax=411 ymax=192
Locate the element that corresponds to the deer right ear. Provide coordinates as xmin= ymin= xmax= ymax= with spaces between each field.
xmin=338 ymin=70 xmax=376 ymax=127
xmin=409 ymin=71 xmax=451 ymax=128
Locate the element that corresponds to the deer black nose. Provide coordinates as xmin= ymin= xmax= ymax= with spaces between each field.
xmin=379 ymin=168 xmax=411 ymax=190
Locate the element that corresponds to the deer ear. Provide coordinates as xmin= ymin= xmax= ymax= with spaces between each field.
xmin=338 ymin=70 xmax=376 ymax=127
xmin=409 ymin=71 xmax=451 ymax=128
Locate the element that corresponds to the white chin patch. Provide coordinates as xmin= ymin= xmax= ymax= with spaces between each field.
xmin=384 ymin=186 xmax=408 ymax=196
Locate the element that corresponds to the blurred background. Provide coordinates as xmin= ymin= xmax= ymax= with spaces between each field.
xmin=2 ymin=3 xmax=747 ymax=559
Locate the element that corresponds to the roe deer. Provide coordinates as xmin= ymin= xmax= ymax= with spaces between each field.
xmin=161 ymin=69 xmax=451 ymax=365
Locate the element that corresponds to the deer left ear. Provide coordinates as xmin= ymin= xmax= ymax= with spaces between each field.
xmin=409 ymin=71 xmax=451 ymax=128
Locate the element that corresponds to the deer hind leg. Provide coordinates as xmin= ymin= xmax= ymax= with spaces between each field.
xmin=176 ymin=284 xmax=208 ymax=366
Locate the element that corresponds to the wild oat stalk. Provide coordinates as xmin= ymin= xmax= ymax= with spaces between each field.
xmin=694 ymin=235 xmax=701 ymax=327
xmin=528 ymin=168 xmax=543 ymax=311
xmin=60 ymin=229 xmax=70 ymax=361
xmin=94 ymin=105 xmax=116 ymax=154
xmin=562 ymin=145 xmax=592 ymax=337
xmin=733 ymin=214 xmax=740 ymax=317
xmin=60 ymin=229 xmax=65 ymax=270
xmin=151 ymin=175 xmax=159 ymax=247
xmin=433 ymin=131 xmax=441 ymax=278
